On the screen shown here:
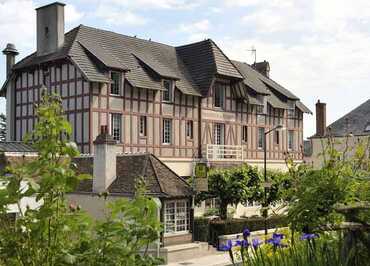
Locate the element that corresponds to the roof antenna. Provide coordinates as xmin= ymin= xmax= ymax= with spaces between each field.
xmin=247 ymin=46 xmax=256 ymax=64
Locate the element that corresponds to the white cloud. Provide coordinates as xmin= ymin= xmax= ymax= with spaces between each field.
xmin=95 ymin=4 xmax=148 ymax=26
xmin=178 ymin=19 xmax=210 ymax=42
xmin=83 ymin=0 xmax=203 ymax=10
xmin=65 ymin=5 xmax=84 ymax=24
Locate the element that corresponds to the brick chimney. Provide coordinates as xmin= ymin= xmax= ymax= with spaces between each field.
xmin=93 ymin=126 xmax=119 ymax=193
xmin=315 ymin=100 xmax=326 ymax=136
xmin=252 ymin=60 xmax=270 ymax=78
xmin=36 ymin=2 xmax=65 ymax=56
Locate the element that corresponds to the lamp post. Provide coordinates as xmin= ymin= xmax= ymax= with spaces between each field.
xmin=263 ymin=124 xmax=284 ymax=236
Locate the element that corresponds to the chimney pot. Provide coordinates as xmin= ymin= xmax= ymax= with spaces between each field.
xmin=3 ymin=43 xmax=19 ymax=78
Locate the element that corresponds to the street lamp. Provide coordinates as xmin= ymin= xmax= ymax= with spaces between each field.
xmin=263 ymin=124 xmax=284 ymax=236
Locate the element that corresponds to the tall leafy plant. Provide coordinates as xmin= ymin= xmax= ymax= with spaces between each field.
xmin=0 ymin=92 xmax=162 ymax=265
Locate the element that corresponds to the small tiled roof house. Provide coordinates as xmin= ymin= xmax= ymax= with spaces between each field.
xmin=69 ymin=126 xmax=194 ymax=247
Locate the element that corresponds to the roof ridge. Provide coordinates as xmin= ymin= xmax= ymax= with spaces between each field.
xmin=175 ymin=38 xmax=212 ymax=49
xmin=78 ymin=24 xmax=176 ymax=49
xmin=148 ymin=155 xmax=167 ymax=196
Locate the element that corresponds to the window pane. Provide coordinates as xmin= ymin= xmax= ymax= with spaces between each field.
xmin=242 ymin=125 xmax=248 ymax=142
xmin=214 ymin=84 xmax=224 ymax=108
xmin=288 ymin=130 xmax=294 ymax=150
xmin=110 ymin=72 xmax=120 ymax=95
xmin=140 ymin=116 xmax=147 ymax=136
xmin=186 ymin=120 xmax=193 ymax=139
xmin=214 ymin=123 xmax=224 ymax=145
xmin=163 ymin=119 xmax=172 ymax=144
xmin=111 ymin=114 xmax=121 ymax=141
xmin=258 ymin=127 xmax=264 ymax=149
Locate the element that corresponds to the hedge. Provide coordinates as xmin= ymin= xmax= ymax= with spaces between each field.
xmin=194 ymin=215 xmax=288 ymax=246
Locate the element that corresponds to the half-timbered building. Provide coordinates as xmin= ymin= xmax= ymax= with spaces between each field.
xmin=1 ymin=2 xmax=311 ymax=178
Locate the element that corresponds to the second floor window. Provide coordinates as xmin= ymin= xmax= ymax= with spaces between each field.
xmin=288 ymin=130 xmax=294 ymax=150
xmin=111 ymin=113 xmax=122 ymax=141
xmin=214 ymin=123 xmax=225 ymax=145
xmin=163 ymin=80 xmax=173 ymax=102
xmin=163 ymin=119 xmax=172 ymax=144
xmin=258 ymin=127 xmax=265 ymax=149
xmin=186 ymin=120 xmax=193 ymax=139
xmin=242 ymin=125 xmax=248 ymax=142
xmin=111 ymin=72 xmax=121 ymax=95
xmin=214 ymin=84 xmax=224 ymax=108
xmin=139 ymin=116 xmax=147 ymax=137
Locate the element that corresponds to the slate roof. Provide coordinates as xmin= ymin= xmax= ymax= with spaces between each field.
xmin=0 ymin=142 xmax=35 ymax=153
xmin=323 ymin=99 xmax=370 ymax=137
xmin=74 ymin=153 xmax=193 ymax=198
xmin=6 ymin=24 xmax=310 ymax=110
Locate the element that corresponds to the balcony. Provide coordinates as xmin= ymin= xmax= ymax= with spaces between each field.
xmin=206 ymin=144 xmax=244 ymax=161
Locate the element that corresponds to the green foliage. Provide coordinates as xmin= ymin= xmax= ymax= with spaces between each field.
xmin=208 ymin=216 xmax=287 ymax=246
xmin=197 ymin=164 xmax=263 ymax=219
xmin=0 ymin=92 xmax=162 ymax=265
xmin=285 ymin=135 xmax=370 ymax=233
xmin=0 ymin=113 xmax=6 ymax=142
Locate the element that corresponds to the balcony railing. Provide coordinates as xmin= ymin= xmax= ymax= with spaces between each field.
xmin=206 ymin=144 xmax=244 ymax=161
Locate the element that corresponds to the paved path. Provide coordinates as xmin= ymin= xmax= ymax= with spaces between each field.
xmin=165 ymin=253 xmax=233 ymax=266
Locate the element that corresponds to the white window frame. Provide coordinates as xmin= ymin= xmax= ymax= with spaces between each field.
xmin=110 ymin=71 xmax=121 ymax=96
xmin=288 ymin=130 xmax=294 ymax=150
xmin=164 ymin=200 xmax=190 ymax=235
xmin=162 ymin=119 xmax=172 ymax=144
xmin=139 ymin=116 xmax=147 ymax=137
xmin=186 ymin=120 xmax=193 ymax=139
xmin=162 ymin=80 xmax=174 ymax=102
xmin=110 ymin=113 xmax=122 ymax=142
xmin=258 ymin=127 xmax=265 ymax=149
xmin=214 ymin=84 xmax=224 ymax=108
xmin=214 ymin=123 xmax=225 ymax=145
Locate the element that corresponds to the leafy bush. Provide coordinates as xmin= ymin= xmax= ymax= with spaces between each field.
xmin=208 ymin=216 xmax=287 ymax=246
xmin=193 ymin=217 xmax=210 ymax=242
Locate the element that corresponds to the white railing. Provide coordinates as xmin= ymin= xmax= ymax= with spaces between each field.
xmin=206 ymin=144 xmax=244 ymax=161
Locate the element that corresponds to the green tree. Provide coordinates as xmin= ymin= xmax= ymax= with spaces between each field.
xmin=197 ymin=164 xmax=262 ymax=219
xmin=0 ymin=113 xmax=6 ymax=141
xmin=0 ymin=91 xmax=162 ymax=265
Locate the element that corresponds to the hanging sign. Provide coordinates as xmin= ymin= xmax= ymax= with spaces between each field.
xmin=194 ymin=163 xmax=208 ymax=192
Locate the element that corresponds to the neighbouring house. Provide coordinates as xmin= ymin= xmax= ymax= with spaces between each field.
xmin=1 ymin=2 xmax=311 ymax=218
xmin=305 ymin=99 xmax=370 ymax=168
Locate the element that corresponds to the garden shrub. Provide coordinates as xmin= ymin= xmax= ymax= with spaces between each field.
xmin=208 ymin=215 xmax=288 ymax=246
xmin=193 ymin=217 xmax=210 ymax=242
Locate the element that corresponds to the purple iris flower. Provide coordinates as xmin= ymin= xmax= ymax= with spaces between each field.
xmin=235 ymin=239 xmax=249 ymax=248
xmin=252 ymin=238 xmax=263 ymax=249
xmin=219 ymin=239 xmax=233 ymax=251
xmin=272 ymin=233 xmax=284 ymax=239
xmin=300 ymin=233 xmax=319 ymax=240
xmin=243 ymin=228 xmax=250 ymax=240
xmin=266 ymin=233 xmax=287 ymax=248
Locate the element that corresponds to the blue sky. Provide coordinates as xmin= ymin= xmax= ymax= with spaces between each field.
xmin=0 ymin=0 xmax=369 ymax=138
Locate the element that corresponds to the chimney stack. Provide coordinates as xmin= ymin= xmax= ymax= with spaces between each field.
xmin=252 ymin=60 xmax=270 ymax=78
xmin=93 ymin=125 xmax=119 ymax=193
xmin=2 ymin=43 xmax=19 ymax=78
xmin=36 ymin=2 xmax=65 ymax=56
xmin=315 ymin=100 xmax=326 ymax=136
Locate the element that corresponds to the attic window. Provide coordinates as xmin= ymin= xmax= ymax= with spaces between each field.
xmin=163 ymin=80 xmax=174 ymax=102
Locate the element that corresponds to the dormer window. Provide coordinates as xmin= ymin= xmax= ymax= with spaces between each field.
xmin=214 ymin=84 xmax=224 ymax=108
xmin=110 ymin=72 xmax=121 ymax=95
xmin=365 ymin=122 xmax=370 ymax=132
xmin=163 ymin=80 xmax=174 ymax=102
